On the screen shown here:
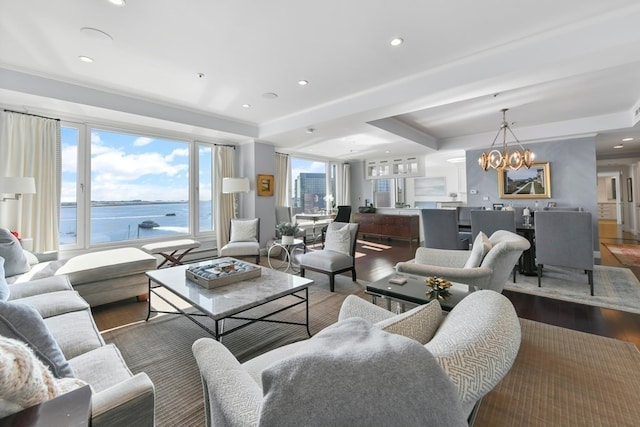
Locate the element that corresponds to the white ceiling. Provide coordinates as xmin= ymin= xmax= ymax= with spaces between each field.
xmin=2 ymin=0 xmax=640 ymax=163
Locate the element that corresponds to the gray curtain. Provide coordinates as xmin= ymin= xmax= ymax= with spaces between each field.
xmin=0 ymin=111 xmax=61 ymax=252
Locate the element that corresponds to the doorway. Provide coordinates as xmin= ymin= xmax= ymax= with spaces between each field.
xmin=597 ymin=172 xmax=622 ymax=225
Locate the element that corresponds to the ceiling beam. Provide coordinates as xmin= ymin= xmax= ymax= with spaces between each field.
xmin=367 ymin=117 xmax=438 ymax=150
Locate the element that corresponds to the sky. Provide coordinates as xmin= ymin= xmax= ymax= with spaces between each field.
xmin=61 ymin=127 xmax=213 ymax=203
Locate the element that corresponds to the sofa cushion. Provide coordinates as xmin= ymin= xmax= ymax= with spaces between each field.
xmin=0 ymin=258 xmax=9 ymax=301
xmin=324 ymin=224 xmax=351 ymax=256
xmin=68 ymin=344 xmax=134 ymax=393
xmin=0 ymin=336 xmax=87 ymax=418
xmin=0 ymin=300 xmax=74 ymax=378
xmin=464 ymin=231 xmax=492 ymax=268
xmin=258 ymin=317 xmax=467 ymax=426
xmin=43 ymin=310 xmax=105 ymax=360
xmin=0 ymin=228 xmax=30 ymax=278
xmin=14 ymin=290 xmax=90 ymax=319
xmin=374 ymin=299 xmax=442 ymax=344
xmin=229 ymin=219 xmax=258 ymax=243
xmin=54 ymin=248 xmax=156 ymax=285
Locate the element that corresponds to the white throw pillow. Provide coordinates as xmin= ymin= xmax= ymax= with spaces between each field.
xmin=324 ymin=224 xmax=351 ymax=256
xmin=229 ymin=219 xmax=258 ymax=242
xmin=464 ymin=231 xmax=492 ymax=268
xmin=374 ymin=300 xmax=443 ymax=344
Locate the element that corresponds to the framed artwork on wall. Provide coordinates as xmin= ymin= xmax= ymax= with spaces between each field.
xmin=257 ymin=174 xmax=274 ymax=197
xmin=498 ymin=162 xmax=551 ymax=199
xmin=414 ymin=177 xmax=446 ymax=197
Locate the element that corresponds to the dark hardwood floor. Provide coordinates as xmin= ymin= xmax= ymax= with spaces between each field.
xmin=354 ymin=221 xmax=640 ymax=349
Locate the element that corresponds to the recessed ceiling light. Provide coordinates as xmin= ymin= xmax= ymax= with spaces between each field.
xmin=197 ymin=73 xmax=205 ymax=78
xmin=108 ymin=0 xmax=126 ymax=6
xmin=390 ymin=37 xmax=404 ymax=46
xmin=262 ymin=92 xmax=278 ymax=100
xmin=242 ymin=104 xmax=251 ymax=108
xmin=298 ymin=80 xmax=309 ymax=86
xmin=306 ymin=128 xmax=315 ymax=134
xmin=79 ymin=56 xmax=94 ymax=63
xmin=622 ymin=137 xmax=634 ymax=142
xmin=614 ymin=144 xmax=624 ymax=149
xmin=80 ymin=27 xmax=113 ymax=43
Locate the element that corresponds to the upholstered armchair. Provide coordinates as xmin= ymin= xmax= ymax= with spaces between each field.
xmin=299 ymin=222 xmax=359 ymax=292
xmin=218 ymin=218 xmax=260 ymax=264
xmin=396 ymin=230 xmax=530 ymax=293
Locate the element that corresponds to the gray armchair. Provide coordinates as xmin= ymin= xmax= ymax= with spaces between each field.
xmin=535 ymin=210 xmax=594 ymax=295
xmin=396 ymin=230 xmax=530 ymax=293
xmin=299 ymin=222 xmax=359 ymax=292
xmin=218 ymin=218 xmax=260 ymax=264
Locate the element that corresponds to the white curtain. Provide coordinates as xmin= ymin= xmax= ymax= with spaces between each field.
xmin=0 ymin=111 xmax=61 ymax=252
xmin=214 ymin=146 xmax=235 ymax=249
xmin=275 ymin=152 xmax=289 ymax=206
xmin=339 ymin=163 xmax=351 ymax=205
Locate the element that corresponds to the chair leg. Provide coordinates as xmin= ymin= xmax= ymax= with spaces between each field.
xmin=537 ymin=264 xmax=543 ymax=287
xmin=329 ymin=274 xmax=335 ymax=292
xmin=588 ymin=269 xmax=594 ymax=296
xmin=256 ymin=255 xmax=260 ymax=264
xmin=300 ymin=268 xmax=305 ymax=278
xmin=513 ymin=266 xmax=516 ymax=283
xmin=351 ymin=268 xmax=357 ymax=282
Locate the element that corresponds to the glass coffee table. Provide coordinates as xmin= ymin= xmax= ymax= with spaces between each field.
xmin=365 ymin=272 xmax=473 ymax=312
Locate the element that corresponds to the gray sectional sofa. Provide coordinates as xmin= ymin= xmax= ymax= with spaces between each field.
xmin=1 ymin=274 xmax=155 ymax=425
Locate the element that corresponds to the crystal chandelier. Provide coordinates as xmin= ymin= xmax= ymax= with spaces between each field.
xmin=478 ymin=109 xmax=534 ymax=171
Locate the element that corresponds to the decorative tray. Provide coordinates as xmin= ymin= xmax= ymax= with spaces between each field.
xmin=186 ymin=257 xmax=261 ymax=289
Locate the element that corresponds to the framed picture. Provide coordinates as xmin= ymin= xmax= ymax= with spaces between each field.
xmin=547 ymin=202 xmax=557 ymax=208
xmin=257 ymin=174 xmax=274 ymax=197
xmin=628 ymin=178 xmax=633 ymax=202
xmin=498 ymin=162 xmax=551 ymax=199
xmin=414 ymin=177 xmax=446 ymax=197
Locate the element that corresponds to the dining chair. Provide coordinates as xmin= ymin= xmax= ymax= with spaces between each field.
xmin=421 ymin=209 xmax=469 ymax=250
xmin=535 ymin=210 xmax=594 ymax=295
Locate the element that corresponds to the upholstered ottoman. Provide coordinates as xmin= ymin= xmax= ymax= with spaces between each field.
xmin=55 ymin=248 xmax=157 ymax=307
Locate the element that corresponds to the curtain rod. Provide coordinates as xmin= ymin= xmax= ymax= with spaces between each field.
xmin=214 ymin=143 xmax=236 ymax=149
xmin=275 ymin=152 xmax=289 ymax=156
xmin=4 ymin=109 xmax=61 ymax=122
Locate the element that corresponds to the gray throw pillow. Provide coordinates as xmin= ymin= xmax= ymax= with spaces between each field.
xmin=258 ymin=317 xmax=467 ymax=427
xmin=0 ymin=257 xmax=9 ymax=301
xmin=0 ymin=228 xmax=30 ymax=277
xmin=0 ymin=300 xmax=74 ymax=378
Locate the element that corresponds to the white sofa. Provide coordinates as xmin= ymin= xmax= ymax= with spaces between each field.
xmin=192 ymin=289 xmax=522 ymax=425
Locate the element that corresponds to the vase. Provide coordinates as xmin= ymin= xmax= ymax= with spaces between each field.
xmin=282 ymin=235 xmax=294 ymax=244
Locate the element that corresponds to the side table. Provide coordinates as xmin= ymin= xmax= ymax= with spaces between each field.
xmin=267 ymin=238 xmax=306 ymax=273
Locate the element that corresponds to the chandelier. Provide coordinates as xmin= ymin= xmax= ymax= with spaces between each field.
xmin=478 ymin=109 xmax=534 ymax=171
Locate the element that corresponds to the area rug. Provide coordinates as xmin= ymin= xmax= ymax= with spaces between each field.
xmin=504 ymin=265 xmax=640 ymax=314
xmin=603 ymin=243 xmax=640 ymax=267
xmin=473 ymin=319 xmax=640 ymax=426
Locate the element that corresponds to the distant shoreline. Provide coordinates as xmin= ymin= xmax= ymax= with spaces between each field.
xmin=61 ymin=200 xmax=189 ymax=208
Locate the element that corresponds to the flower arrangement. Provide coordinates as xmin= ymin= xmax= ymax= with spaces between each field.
xmin=426 ymin=276 xmax=452 ymax=299
xmin=276 ymin=222 xmax=300 ymax=237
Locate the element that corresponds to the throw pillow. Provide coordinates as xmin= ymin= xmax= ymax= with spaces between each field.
xmin=374 ymin=299 xmax=442 ymax=344
xmin=229 ymin=219 xmax=258 ymax=243
xmin=0 ymin=258 xmax=8 ymax=301
xmin=0 ymin=301 xmax=74 ymax=378
xmin=258 ymin=317 xmax=467 ymax=427
xmin=0 ymin=228 xmax=30 ymax=277
xmin=464 ymin=231 xmax=492 ymax=268
xmin=323 ymin=224 xmax=351 ymax=256
xmin=0 ymin=336 xmax=87 ymax=418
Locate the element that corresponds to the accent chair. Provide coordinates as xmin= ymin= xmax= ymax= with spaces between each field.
xmin=218 ymin=218 xmax=260 ymax=264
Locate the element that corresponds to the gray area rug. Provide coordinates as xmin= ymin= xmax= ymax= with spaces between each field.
xmin=504 ymin=265 xmax=640 ymax=314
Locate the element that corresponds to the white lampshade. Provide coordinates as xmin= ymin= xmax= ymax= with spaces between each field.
xmin=0 ymin=177 xmax=36 ymax=195
xmin=222 ymin=177 xmax=250 ymax=193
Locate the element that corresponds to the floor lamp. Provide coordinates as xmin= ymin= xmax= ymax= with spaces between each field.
xmin=222 ymin=177 xmax=250 ymax=218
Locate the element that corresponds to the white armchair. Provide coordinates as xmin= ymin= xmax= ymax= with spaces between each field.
xmin=218 ymin=218 xmax=260 ymax=264
xmin=396 ymin=230 xmax=530 ymax=293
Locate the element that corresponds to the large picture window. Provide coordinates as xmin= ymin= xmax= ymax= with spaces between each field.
xmin=291 ymin=157 xmax=328 ymax=212
xmin=60 ymin=124 xmax=218 ymax=248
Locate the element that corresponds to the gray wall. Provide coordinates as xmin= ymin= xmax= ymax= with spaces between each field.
xmin=466 ymin=136 xmax=599 ymax=249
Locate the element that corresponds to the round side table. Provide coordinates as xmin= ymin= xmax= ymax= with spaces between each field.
xmin=267 ymin=238 xmax=306 ymax=273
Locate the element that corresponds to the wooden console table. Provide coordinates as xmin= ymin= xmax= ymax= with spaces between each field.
xmin=354 ymin=212 xmax=419 ymax=246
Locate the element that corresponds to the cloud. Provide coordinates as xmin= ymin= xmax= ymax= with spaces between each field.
xmin=133 ymin=137 xmax=154 ymax=147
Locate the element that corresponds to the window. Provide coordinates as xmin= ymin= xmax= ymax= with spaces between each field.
xmin=60 ymin=124 xmax=218 ymax=249
xmin=291 ymin=157 xmax=328 ymax=212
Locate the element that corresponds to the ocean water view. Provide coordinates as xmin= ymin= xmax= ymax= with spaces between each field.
xmin=60 ymin=201 xmax=213 ymax=245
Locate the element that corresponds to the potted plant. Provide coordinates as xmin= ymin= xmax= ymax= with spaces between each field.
xmin=276 ymin=222 xmax=300 ymax=244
